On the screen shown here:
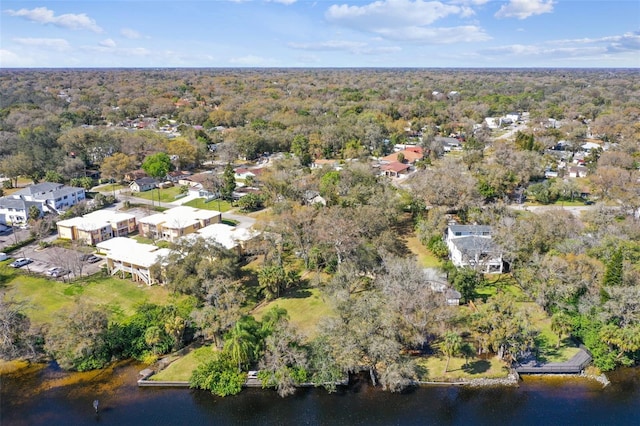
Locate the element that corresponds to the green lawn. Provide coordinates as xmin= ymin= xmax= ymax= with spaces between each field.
xmin=405 ymin=236 xmax=442 ymax=268
xmin=184 ymin=197 xmax=232 ymax=212
xmin=151 ymin=345 xmax=217 ymax=382
xmin=252 ymin=287 xmax=333 ymax=340
xmin=1 ymin=266 xmax=173 ymax=325
xmin=417 ymin=355 xmax=509 ymax=381
xmin=130 ymin=186 xmax=185 ymax=203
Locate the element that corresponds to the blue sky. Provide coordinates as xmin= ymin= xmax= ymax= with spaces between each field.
xmin=1 ymin=1 xmax=639 ymax=68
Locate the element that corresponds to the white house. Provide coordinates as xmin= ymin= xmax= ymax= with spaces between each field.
xmin=0 ymin=182 xmax=85 ymax=225
xmin=445 ymin=224 xmax=503 ymax=274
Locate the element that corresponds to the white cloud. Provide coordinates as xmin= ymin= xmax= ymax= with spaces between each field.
xmin=0 ymin=49 xmax=36 ymax=67
xmin=289 ymin=40 xmax=401 ymax=55
xmin=5 ymin=7 xmax=103 ymax=32
xmin=229 ymin=55 xmax=277 ymax=66
xmin=288 ymin=40 xmax=368 ymax=51
xmin=495 ymin=0 xmax=554 ymax=20
xmin=13 ymin=37 xmax=70 ymax=51
xmin=325 ymin=0 xmax=483 ymax=44
xmin=99 ymin=39 xmax=117 ymax=48
xmin=267 ymin=0 xmax=298 ymax=4
xmin=121 ymin=28 xmax=142 ymax=39
xmin=378 ymin=25 xmax=490 ymax=43
xmin=81 ymin=45 xmax=151 ymax=57
xmin=326 ymin=0 xmax=469 ymax=29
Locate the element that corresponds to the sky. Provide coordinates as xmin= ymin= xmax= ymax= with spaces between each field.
xmin=1 ymin=0 xmax=639 ymax=68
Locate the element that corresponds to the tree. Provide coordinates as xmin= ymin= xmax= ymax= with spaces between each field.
xmin=441 ymin=332 xmax=462 ymax=373
xmin=258 ymin=318 xmax=308 ymax=397
xmin=44 ymin=302 xmax=110 ymax=371
xmin=190 ymin=352 xmax=247 ymax=397
xmin=28 ymin=205 xmax=41 ymax=222
xmin=101 ymin=152 xmax=136 ymax=183
xmin=551 ymin=312 xmax=573 ymax=349
xmin=221 ymin=162 xmax=236 ymax=201
xmin=236 ymin=193 xmax=264 ymax=212
xmin=0 ymin=299 xmax=38 ymax=360
xmin=450 ymin=267 xmax=484 ymax=304
xmin=142 ymin=152 xmax=172 ymax=204
xmin=224 ymin=316 xmax=260 ymax=371
xmin=291 ymin=134 xmax=312 ymax=166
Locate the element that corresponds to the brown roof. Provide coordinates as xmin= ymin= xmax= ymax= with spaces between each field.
xmin=381 ymin=162 xmax=410 ymax=173
xmin=381 ymin=148 xmax=424 ymax=164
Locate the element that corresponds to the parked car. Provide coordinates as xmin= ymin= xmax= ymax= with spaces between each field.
xmin=81 ymin=254 xmax=101 ymax=263
xmin=46 ymin=267 xmax=70 ymax=278
xmin=10 ymin=258 xmax=32 ymax=268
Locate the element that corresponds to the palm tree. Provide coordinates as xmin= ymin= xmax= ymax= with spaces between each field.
xmin=441 ymin=332 xmax=462 ymax=373
xmin=551 ymin=312 xmax=572 ymax=349
xmin=224 ymin=318 xmax=258 ymax=371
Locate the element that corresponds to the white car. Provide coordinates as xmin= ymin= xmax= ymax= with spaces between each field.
xmin=10 ymin=258 xmax=32 ymax=268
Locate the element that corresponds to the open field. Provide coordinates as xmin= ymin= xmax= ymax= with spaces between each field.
xmin=183 ymin=197 xmax=232 ymax=212
xmin=1 ymin=265 xmax=172 ymax=324
xmin=405 ymin=235 xmax=442 ymax=268
xmin=417 ymin=355 xmax=509 ymax=381
xmin=129 ymin=186 xmax=184 ymax=203
xmin=150 ymin=345 xmax=217 ymax=382
xmin=252 ymin=286 xmax=333 ymax=340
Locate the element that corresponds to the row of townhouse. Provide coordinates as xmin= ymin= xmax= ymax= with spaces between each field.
xmin=57 ymin=210 xmax=138 ymax=246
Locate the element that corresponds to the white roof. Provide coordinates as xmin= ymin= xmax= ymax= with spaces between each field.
xmin=58 ymin=209 xmax=135 ymax=231
xmin=196 ymin=223 xmax=256 ymax=249
xmin=84 ymin=209 xmax=135 ymax=223
xmin=57 ymin=216 xmax=110 ymax=231
xmin=138 ymin=212 xmax=168 ymax=226
xmin=138 ymin=206 xmax=221 ymax=227
xmin=97 ymin=237 xmax=170 ymax=268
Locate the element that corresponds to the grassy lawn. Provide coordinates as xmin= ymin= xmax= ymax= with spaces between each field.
xmin=130 ymin=186 xmax=185 ymax=203
xmin=183 ymin=197 xmax=232 ymax=212
xmin=91 ymin=183 xmax=126 ymax=193
xmin=527 ymin=303 xmax=580 ymax=363
xmin=416 ymin=355 xmax=509 ymax=381
xmin=405 ymin=235 xmax=442 ymax=268
xmin=252 ymin=286 xmax=333 ymax=340
xmin=1 ymin=267 xmax=173 ymax=325
xmin=151 ymin=345 xmax=217 ymax=382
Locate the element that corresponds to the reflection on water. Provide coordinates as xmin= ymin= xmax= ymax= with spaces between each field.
xmin=2 ymin=361 xmax=639 ymax=426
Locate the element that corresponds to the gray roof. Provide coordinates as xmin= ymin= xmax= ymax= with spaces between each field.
xmin=0 ymin=197 xmax=40 ymax=211
xmin=13 ymin=182 xmax=63 ymax=196
xmin=134 ymin=177 xmax=158 ymax=185
xmin=451 ymin=235 xmax=499 ymax=256
xmin=449 ymin=224 xmax=492 ymax=235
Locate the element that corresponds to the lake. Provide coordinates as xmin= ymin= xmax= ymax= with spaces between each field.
xmin=2 ymin=361 xmax=639 ymax=425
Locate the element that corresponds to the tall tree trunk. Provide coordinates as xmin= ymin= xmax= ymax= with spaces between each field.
xmin=369 ymin=366 xmax=377 ymax=387
xmin=445 ymin=355 xmax=451 ymax=373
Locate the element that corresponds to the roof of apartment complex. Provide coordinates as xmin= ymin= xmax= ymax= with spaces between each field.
xmin=57 ymin=210 xmax=136 ymax=231
xmin=12 ymin=182 xmax=84 ymax=200
xmin=97 ymin=237 xmax=172 ymax=268
xmin=138 ymin=206 xmax=221 ymax=227
xmin=195 ymin=223 xmax=258 ymax=250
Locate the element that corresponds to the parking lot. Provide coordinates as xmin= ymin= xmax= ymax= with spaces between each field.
xmin=6 ymin=243 xmax=106 ymax=279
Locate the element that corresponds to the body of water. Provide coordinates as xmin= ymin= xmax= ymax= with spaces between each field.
xmin=2 ymin=361 xmax=639 ymax=426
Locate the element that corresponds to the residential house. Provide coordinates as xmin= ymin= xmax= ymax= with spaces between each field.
xmin=0 ymin=182 xmax=86 ymax=224
xmin=57 ymin=210 xmax=137 ymax=245
xmin=0 ymin=198 xmax=42 ymax=225
xmin=380 ymin=162 xmax=410 ymax=178
xmin=445 ymin=224 xmax=503 ymax=273
xmin=97 ymin=237 xmax=171 ymax=286
xmin=568 ymin=165 xmax=588 ymax=178
xmin=435 ymin=136 xmax=462 ymax=152
xmin=138 ymin=205 xmax=221 ymax=242
xmin=166 ymin=170 xmax=192 ymax=183
xmin=130 ymin=177 xmax=157 ymax=192
xmin=424 ymin=268 xmax=461 ymax=306
xmin=311 ymin=159 xmax=342 ymax=170
xmin=381 ymin=147 xmax=424 ymax=165
xmin=303 ymin=190 xmax=327 ymax=206
xmin=124 ymin=169 xmax=148 ymax=182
